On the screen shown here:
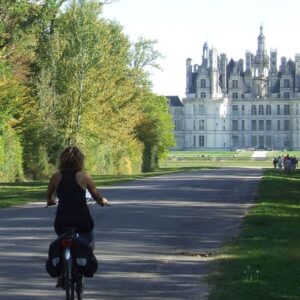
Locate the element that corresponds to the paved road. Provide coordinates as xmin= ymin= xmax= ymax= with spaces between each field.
xmin=0 ymin=168 xmax=262 ymax=300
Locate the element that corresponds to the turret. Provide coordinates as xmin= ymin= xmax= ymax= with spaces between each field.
xmin=257 ymin=24 xmax=267 ymax=54
xmin=245 ymin=51 xmax=252 ymax=74
xmin=280 ymin=57 xmax=287 ymax=73
xmin=253 ymin=25 xmax=269 ymax=78
xmin=219 ymin=53 xmax=227 ymax=92
xmin=270 ymin=49 xmax=277 ymax=74
xmin=209 ymin=47 xmax=220 ymax=98
xmin=202 ymin=42 xmax=209 ymax=68
xmin=295 ymin=54 xmax=300 ymax=92
xmin=186 ymin=58 xmax=193 ymax=94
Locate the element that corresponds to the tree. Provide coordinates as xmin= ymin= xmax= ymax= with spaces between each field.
xmin=135 ymin=93 xmax=175 ymax=172
xmin=130 ymin=38 xmax=174 ymax=171
xmin=0 ymin=0 xmax=176 ymax=178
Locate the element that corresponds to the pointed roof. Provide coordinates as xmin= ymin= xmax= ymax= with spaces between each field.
xmin=166 ymin=96 xmax=183 ymax=107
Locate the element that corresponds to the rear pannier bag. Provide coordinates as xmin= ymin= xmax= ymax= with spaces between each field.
xmin=74 ymin=238 xmax=98 ymax=277
xmin=46 ymin=238 xmax=63 ymax=277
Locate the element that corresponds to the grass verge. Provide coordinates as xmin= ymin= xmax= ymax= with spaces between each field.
xmin=208 ymin=168 xmax=300 ymax=300
xmin=0 ymin=166 xmax=203 ymax=209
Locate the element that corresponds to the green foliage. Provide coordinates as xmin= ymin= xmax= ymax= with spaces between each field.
xmin=0 ymin=0 xmax=175 ymax=180
xmin=136 ymin=94 xmax=175 ymax=172
xmin=0 ymin=124 xmax=24 ymax=182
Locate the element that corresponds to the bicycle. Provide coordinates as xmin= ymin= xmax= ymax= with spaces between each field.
xmin=59 ymin=227 xmax=84 ymax=300
xmin=46 ymin=196 xmax=110 ymax=299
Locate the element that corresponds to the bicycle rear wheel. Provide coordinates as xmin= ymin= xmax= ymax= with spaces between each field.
xmin=65 ymin=261 xmax=75 ymax=300
xmin=75 ymin=274 xmax=83 ymax=300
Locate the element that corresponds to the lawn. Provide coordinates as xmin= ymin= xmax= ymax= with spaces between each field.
xmin=208 ymin=168 xmax=300 ymax=300
xmin=167 ymin=150 xmax=253 ymax=158
xmin=161 ymin=151 xmax=273 ymax=169
xmin=0 ymin=168 xmax=197 ymax=208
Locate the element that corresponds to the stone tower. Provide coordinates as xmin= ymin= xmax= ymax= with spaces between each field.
xmin=252 ymin=25 xmax=269 ymax=98
xmin=186 ymin=58 xmax=193 ymax=94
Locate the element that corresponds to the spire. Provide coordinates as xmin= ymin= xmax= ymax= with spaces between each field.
xmin=260 ymin=24 xmax=264 ymax=36
xmin=257 ymin=24 xmax=266 ymax=54
xmin=202 ymin=41 xmax=209 ymax=67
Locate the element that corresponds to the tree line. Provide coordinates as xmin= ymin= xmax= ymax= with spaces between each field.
xmin=0 ymin=0 xmax=175 ymax=181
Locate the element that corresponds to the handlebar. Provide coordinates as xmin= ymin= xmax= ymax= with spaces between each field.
xmin=45 ymin=198 xmax=110 ymax=208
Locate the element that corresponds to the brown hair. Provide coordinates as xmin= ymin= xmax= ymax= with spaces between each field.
xmin=59 ymin=146 xmax=85 ymax=172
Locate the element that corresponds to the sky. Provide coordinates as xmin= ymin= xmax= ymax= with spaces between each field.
xmin=102 ymin=0 xmax=300 ymax=99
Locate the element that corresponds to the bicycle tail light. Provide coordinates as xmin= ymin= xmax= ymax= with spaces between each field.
xmin=61 ymin=239 xmax=73 ymax=248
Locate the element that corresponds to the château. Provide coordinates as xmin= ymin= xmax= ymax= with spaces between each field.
xmin=168 ymin=26 xmax=300 ymax=150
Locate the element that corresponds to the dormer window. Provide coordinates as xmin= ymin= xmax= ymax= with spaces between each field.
xmin=232 ymin=92 xmax=238 ymax=99
xmin=232 ymin=80 xmax=238 ymax=89
xmin=200 ymin=92 xmax=206 ymax=98
xmin=284 ymin=79 xmax=290 ymax=88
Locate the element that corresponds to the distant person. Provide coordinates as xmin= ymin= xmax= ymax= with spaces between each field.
xmin=277 ymin=156 xmax=283 ymax=169
xmin=272 ymin=157 xmax=278 ymax=168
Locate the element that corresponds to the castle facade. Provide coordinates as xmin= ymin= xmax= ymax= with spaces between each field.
xmin=169 ymin=26 xmax=300 ymax=150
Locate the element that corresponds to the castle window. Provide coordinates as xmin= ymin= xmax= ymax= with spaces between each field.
xmin=251 ymin=120 xmax=257 ymax=131
xmin=266 ymin=120 xmax=272 ymax=131
xmin=259 ymin=135 xmax=264 ymax=147
xmin=251 ymin=135 xmax=257 ymax=147
xmin=200 ymin=92 xmax=206 ymax=98
xmin=277 ymin=120 xmax=280 ymax=130
xmin=193 ymin=105 xmax=198 ymax=115
xmin=232 ymin=80 xmax=238 ymax=89
xmin=251 ymin=105 xmax=257 ymax=115
xmin=174 ymin=108 xmax=182 ymax=115
xmin=193 ymin=135 xmax=196 ymax=147
xmin=284 ymin=92 xmax=290 ymax=99
xmin=284 ymin=120 xmax=290 ymax=131
xmin=232 ymin=120 xmax=238 ymax=131
xmin=259 ymin=120 xmax=264 ymax=131
xmin=242 ymin=120 xmax=245 ymax=131
xmin=199 ymin=105 xmax=205 ymax=114
xmin=266 ymin=135 xmax=272 ymax=147
xmin=193 ymin=120 xmax=196 ymax=130
xmin=232 ymin=136 xmax=238 ymax=147
xmin=232 ymin=92 xmax=238 ymax=99
xmin=266 ymin=105 xmax=271 ymax=115
xmin=193 ymin=104 xmax=205 ymax=115
xmin=284 ymin=79 xmax=290 ymax=88
xmin=284 ymin=104 xmax=290 ymax=115
xmin=200 ymin=79 xmax=206 ymax=88
xmin=174 ymin=119 xmax=181 ymax=130
xmin=199 ymin=120 xmax=205 ymax=131
xmin=284 ymin=136 xmax=291 ymax=147
xmin=232 ymin=105 xmax=238 ymax=115
xmin=259 ymin=105 xmax=264 ymax=115
xmin=199 ymin=135 xmax=205 ymax=147
xmin=277 ymin=105 xmax=280 ymax=115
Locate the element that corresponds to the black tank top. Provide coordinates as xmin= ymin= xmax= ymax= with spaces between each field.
xmin=54 ymin=171 xmax=94 ymax=234
xmin=56 ymin=171 xmax=88 ymax=213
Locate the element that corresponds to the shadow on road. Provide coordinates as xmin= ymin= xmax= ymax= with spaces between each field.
xmin=0 ymin=168 xmax=262 ymax=299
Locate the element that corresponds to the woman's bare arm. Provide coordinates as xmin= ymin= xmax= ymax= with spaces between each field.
xmin=85 ymin=174 xmax=109 ymax=206
xmin=46 ymin=172 xmax=61 ymax=206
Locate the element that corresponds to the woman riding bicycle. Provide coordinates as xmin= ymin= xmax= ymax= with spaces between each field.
xmin=46 ymin=146 xmax=109 ymax=245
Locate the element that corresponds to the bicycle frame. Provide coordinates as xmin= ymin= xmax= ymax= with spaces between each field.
xmin=60 ymin=230 xmax=83 ymax=300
